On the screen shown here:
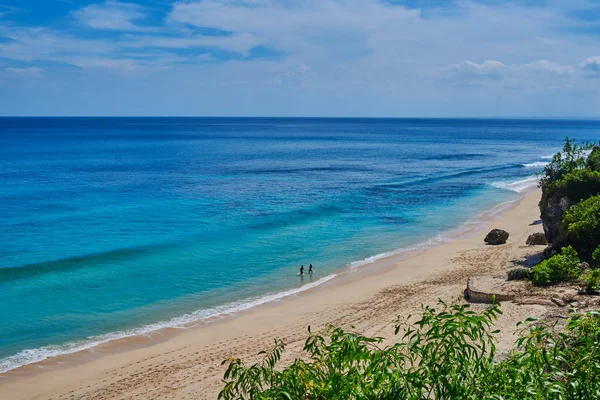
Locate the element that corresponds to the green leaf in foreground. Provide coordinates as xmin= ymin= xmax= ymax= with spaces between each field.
xmin=219 ymin=301 xmax=600 ymax=399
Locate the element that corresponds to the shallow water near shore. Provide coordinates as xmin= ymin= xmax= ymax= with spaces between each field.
xmin=1 ymin=117 xmax=599 ymax=373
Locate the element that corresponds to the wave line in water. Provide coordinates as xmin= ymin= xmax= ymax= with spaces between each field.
xmin=0 ymin=274 xmax=336 ymax=374
xmin=369 ymin=163 xmax=521 ymax=194
xmin=490 ymin=176 xmax=539 ymax=193
xmin=522 ymin=161 xmax=548 ymax=168
xmin=346 ymin=235 xmax=450 ymax=270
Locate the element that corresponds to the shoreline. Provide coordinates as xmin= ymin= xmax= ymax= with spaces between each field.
xmin=1 ymin=187 xmax=544 ymax=399
xmin=0 ymin=186 xmax=529 ymax=377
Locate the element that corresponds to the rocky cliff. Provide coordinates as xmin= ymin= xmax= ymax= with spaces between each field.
xmin=539 ymin=146 xmax=600 ymax=257
xmin=540 ymin=192 xmax=572 ymax=249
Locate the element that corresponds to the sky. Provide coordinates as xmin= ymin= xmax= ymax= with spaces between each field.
xmin=1 ymin=0 xmax=600 ymax=117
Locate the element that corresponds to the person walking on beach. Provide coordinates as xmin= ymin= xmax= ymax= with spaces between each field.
xmin=299 ymin=265 xmax=304 ymax=275
xmin=308 ymin=264 xmax=313 ymax=274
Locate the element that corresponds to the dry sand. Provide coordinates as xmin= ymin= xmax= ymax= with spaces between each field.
xmin=1 ymin=189 xmax=557 ymax=400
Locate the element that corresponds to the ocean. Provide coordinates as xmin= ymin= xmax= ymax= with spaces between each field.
xmin=1 ymin=117 xmax=599 ymax=373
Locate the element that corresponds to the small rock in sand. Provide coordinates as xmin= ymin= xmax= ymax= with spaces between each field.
xmin=507 ymin=268 xmax=531 ymax=281
xmin=526 ymin=232 xmax=548 ymax=246
xmin=485 ymin=229 xmax=509 ymax=245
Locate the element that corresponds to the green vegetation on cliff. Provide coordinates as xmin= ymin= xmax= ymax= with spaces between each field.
xmin=220 ymin=302 xmax=600 ymax=399
xmin=562 ymin=195 xmax=600 ymax=259
xmin=539 ymin=137 xmax=592 ymax=189
xmin=538 ymin=138 xmax=600 ymax=260
xmin=541 ymin=169 xmax=600 ymax=211
xmin=586 ymin=146 xmax=600 ymax=172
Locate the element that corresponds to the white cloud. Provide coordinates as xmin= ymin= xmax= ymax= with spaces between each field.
xmin=445 ymin=60 xmax=506 ymax=80
xmin=0 ymin=27 xmax=163 ymax=75
xmin=0 ymin=27 xmax=113 ymax=63
xmin=4 ymin=67 xmax=43 ymax=77
xmin=124 ymin=33 xmax=262 ymax=56
xmin=441 ymin=57 xmax=600 ymax=84
xmin=165 ymin=0 xmax=600 ymax=90
xmin=168 ymin=0 xmax=420 ymax=58
xmin=2 ymin=0 xmax=600 ymax=116
xmin=69 ymin=57 xmax=140 ymax=71
xmin=73 ymin=0 xmax=147 ymax=31
xmin=169 ymin=0 xmax=420 ymax=35
xmin=580 ymin=56 xmax=600 ymax=75
xmin=517 ymin=60 xmax=574 ymax=75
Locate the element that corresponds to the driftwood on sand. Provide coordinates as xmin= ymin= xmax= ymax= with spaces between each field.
xmin=463 ymin=278 xmax=515 ymax=304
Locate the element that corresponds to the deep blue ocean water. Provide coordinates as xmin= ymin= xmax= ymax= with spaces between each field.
xmin=1 ymin=117 xmax=599 ymax=372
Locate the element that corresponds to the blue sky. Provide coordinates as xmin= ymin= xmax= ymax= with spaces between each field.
xmin=1 ymin=0 xmax=600 ymax=117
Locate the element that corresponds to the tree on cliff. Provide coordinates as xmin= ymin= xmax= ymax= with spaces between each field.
xmin=539 ymin=137 xmax=592 ymax=189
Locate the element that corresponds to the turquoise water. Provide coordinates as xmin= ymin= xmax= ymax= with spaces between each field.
xmin=1 ymin=118 xmax=599 ymax=372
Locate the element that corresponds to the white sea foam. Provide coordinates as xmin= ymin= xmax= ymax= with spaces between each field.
xmin=535 ymin=148 xmax=591 ymax=163
xmin=347 ymin=235 xmax=450 ymax=270
xmin=0 ymin=274 xmax=336 ymax=374
xmin=522 ymin=161 xmax=548 ymax=168
xmin=490 ymin=176 xmax=539 ymax=193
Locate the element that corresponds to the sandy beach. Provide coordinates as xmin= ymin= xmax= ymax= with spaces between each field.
xmin=0 ymin=189 xmax=551 ymax=400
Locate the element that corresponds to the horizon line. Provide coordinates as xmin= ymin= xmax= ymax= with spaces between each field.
xmin=2 ymin=116 xmax=600 ymax=120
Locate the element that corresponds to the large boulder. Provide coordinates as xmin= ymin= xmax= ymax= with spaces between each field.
xmin=541 ymin=193 xmax=572 ymax=247
xmin=484 ymin=229 xmax=509 ymax=245
xmin=526 ymin=232 xmax=548 ymax=246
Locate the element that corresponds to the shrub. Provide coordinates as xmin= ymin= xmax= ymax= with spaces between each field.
xmin=587 ymin=146 xmax=600 ymax=171
xmin=539 ymin=137 xmax=592 ymax=188
xmin=594 ymin=245 xmax=600 ymax=267
xmin=220 ymin=301 xmax=502 ymax=400
xmin=584 ymin=269 xmax=600 ymax=292
xmin=532 ymin=245 xmax=581 ymax=286
xmin=562 ymin=195 xmax=600 ymax=258
xmin=220 ymin=302 xmax=600 ymax=399
xmin=543 ymin=169 xmax=600 ymax=206
xmin=532 ymin=262 xmax=554 ymax=286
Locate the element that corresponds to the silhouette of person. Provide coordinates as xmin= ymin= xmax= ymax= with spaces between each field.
xmin=308 ymin=264 xmax=313 ymax=274
xmin=299 ymin=265 xmax=304 ymax=275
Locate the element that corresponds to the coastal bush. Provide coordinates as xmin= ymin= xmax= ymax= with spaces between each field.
xmin=593 ymin=245 xmax=600 ymax=267
xmin=541 ymin=169 xmax=600 ymax=210
xmin=531 ymin=262 xmax=554 ymax=286
xmin=219 ymin=301 xmax=600 ymax=399
xmin=584 ymin=269 xmax=600 ymax=292
xmin=539 ymin=137 xmax=592 ymax=188
xmin=538 ymin=142 xmax=600 ymax=238
xmin=562 ymin=195 xmax=600 ymax=258
xmin=587 ymin=146 xmax=600 ymax=171
xmin=532 ymin=246 xmax=581 ymax=286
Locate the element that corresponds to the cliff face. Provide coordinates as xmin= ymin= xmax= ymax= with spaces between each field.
xmin=539 ymin=147 xmax=600 ymax=258
xmin=540 ymin=192 xmax=572 ymax=248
